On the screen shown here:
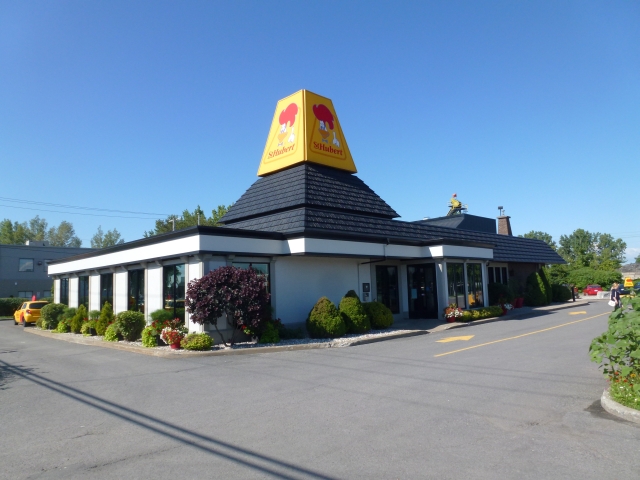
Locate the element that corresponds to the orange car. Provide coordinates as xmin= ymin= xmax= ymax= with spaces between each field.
xmin=13 ymin=301 xmax=48 ymax=326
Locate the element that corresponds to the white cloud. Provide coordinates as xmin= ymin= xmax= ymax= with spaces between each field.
xmin=625 ymin=247 xmax=640 ymax=264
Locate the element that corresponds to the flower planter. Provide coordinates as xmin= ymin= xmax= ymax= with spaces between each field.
xmin=446 ymin=317 xmax=456 ymax=323
xmin=170 ymin=342 xmax=181 ymax=350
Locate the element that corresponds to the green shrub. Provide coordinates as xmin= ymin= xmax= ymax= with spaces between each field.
xmin=96 ymin=302 xmax=114 ymax=336
xmin=116 ymin=311 xmax=146 ymax=341
xmin=62 ymin=307 xmax=77 ymax=323
xmin=181 ymin=333 xmax=213 ymax=351
xmin=460 ymin=310 xmax=474 ymax=322
xmin=88 ymin=310 xmax=101 ymax=321
xmin=81 ymin=320 xmax=96 ymax=335
xmin=141 ymin=326 xmax=158 ymax=347
xmin=339 ymin=296 xmax=371 ymax=334
xmin=488 ymin=283 xmax=513 ymax=305
xmin=0 ymin=298 xmax=28 ymax=316
xmin=539 ymin=268 xmax=552 ymax=304
xmin=36 ymin=317 xmax=44 ymax=329
xmin=259 ymin=322 xmax=280 ymax=344
xmin=362 ymin=301 xmax=394 ymax=329
xmin=344 ymin=290 xmax=359 ymax=299
xmin=524 ymin=270 xmax=549 ymax=307
xmin=104 ymin=323 xmax=120 ymax=342
xmin=69 ymin=305 xmax=87 ymax=334
xmin=307 ymin=297 xmax=346 ymax=339
xmin=150 ymin=309 xmax=174 ymax=322
xmin=568 ymin=267 xmax=622 ymax=290
xmin=40 ymin=303 xmax=66 ymax=330
xmin=55 ymin=319 xmax=70 ymax=333
xmin=551 ymin=284 xmax=572 ymax=302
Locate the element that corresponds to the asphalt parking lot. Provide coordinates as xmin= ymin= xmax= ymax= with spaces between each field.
xmin=1 ymin=300 xmax=639 ymax=479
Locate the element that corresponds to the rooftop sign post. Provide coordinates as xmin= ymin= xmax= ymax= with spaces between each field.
xmin=257 ymin=90 xmax=357 ymax=176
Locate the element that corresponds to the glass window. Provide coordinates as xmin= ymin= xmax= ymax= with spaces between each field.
xmin=447 ymin=263 xmax=466 ymax=309
xmin=100 ymin=273 xmax=113 ymax=308
xmin=18 ymin=291 xmax=33 ymax=299
xmin=60 ymin=278 xmax=69 ymax=305
xmin=163 ymin=264 xmax=185 ymax=322
xmin=501 ymin=267 xmax=508 ymax=285
xmin=19 ymin=259 xmax=34 ymax=272
xmin=232 ymin=262 xmax=271 ymax=299
xmin=467 ymin=263 xmax=484 ymax=308
xmin=128 ymin=269 xmax=145 ymax=313
xmin=488 ymin=267 xmax=495 ymax=284
xmin=376 ymin=266 xmax=399 ymax=314
xmin=78 ymin=276 xmax=89 ymax=308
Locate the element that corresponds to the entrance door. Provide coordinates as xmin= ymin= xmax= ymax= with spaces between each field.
xmin=407 ymin=264 xmax=439 ymax=319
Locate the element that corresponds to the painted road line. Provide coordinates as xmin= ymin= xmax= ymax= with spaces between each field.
xmin=434 ymin=311 xmax=609 ymax=358
xmin=569 ymin=311 xmax=587 ymax=315
xmin=436 ymin=335 xmax=475 ymax=343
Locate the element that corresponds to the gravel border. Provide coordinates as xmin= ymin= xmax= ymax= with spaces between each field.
xmin=601 ymin=388 xmax=640 ymax=424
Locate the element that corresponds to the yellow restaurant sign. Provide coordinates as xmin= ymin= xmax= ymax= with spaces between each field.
xmin=257 ymin=90 xmax=357 ymax=176
xmin=624 ymin=277 xmax=634 ymax=288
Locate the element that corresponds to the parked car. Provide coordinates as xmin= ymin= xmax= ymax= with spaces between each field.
xmin=582 ymin=285 xmax=603 ymax=296
xmin=13 ymin=301 xmax=49 ymax=326
xmin=617 ymin=286 xmax=631 ymax=296
xmin=635 ymin=282 xmax=640 ymax=290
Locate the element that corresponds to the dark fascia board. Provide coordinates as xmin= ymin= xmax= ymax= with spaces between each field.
xmin=47 ymin=226 xmax=286 ymax=265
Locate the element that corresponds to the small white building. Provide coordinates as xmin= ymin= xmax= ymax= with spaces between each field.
xmin=48 ymin=90 xmax=563 ymax=333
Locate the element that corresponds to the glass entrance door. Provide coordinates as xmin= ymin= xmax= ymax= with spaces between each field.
xmin=407 ymin=264 xmax=439 ymax=319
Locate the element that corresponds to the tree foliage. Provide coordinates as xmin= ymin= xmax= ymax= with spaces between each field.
xmin=519 ymin=231 xmax=557 ymax=251
xmin=0 ymin=216 xmax=82 ymax=247
xmin=185 ymin=266 xmax=270 ymax=346
xmin=558 ymin=229 xmax=626 ymax=270
xmin=91 ymin=226 xmax=125 ymax=248
xmin=143 ymin=205 xmax=231 ymax=237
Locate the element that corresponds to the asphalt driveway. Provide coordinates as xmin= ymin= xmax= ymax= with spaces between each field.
xmin=1 ymin=301 xmax=638 ymax=479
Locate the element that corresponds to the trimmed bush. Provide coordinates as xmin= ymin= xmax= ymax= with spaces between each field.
xmin=36 ymin=317 xmax=44 ymax=329
xmin=150 ymin=309 xmax=174 ymax=323
xmin=339 ymin=296 xmax=371 ymax=334
xmin=551 ymin=284 xmax=572 ymax=302
xmin=259 ymin=322 xmax=280 ymax=344
xmin=307 ymin=297 xmax=346 ymax=338
xmin=459 ymin=306 xmax=503 ymax=322
xmin=116 ymin=311 xmax=146 ymax=341
xmin=181 ymin=333 xmax=213 ymax=351
xmin=344 ymin=290 xmax=359 ymax=299
xmin=69 ymin=305 xmax=87 ymax=334
xmin=55 ymin=319 xmax=70 ymax=333
xmin=141 ymin=326 xmax=158 ymax=348
xmin=460 ymin=310 xmax=474 ymax=322
xmin=362 ymin=301 xmax=394 ymax=329
xmin=0 ymin=298 xmax=28 ymax=316
xmin=88 ymin=310 xmax=101 ymax=321
xmin=539 ymin=268 xmax=552 ymax=304
xmin=96 ymin=302 xmax=114 ymax=336
xmin=104 ymin=323 xmax=119 ymax=342
xmin=81 ymin=320 xmax=96 ymax=335
xmin=40 ymin=303 xmax=66 ymax=330
xmin=524 ymin=271 xmax=549 ymax=307
xmin=62 ymin=307 xmax=77 ymax=323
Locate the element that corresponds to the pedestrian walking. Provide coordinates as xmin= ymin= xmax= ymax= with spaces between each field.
xmin=610 ymin=282 xmax=621 ymax=311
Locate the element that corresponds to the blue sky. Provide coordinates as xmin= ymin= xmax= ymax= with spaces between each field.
xmin=1 ymin=1 xmax=639 ymax=261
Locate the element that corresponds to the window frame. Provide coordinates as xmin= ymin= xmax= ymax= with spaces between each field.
xmin=19 ymin=258 xmax=34 ymax=272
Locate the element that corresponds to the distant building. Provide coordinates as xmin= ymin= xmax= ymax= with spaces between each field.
xmin=0 ymin=241 xmax=93 ymax=299
xmin=620 ymin=263 xmax=640 ymax=280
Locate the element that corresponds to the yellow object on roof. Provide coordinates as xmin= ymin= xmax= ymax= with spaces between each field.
xmin=257 ymin=90 xmax=357 ymax=176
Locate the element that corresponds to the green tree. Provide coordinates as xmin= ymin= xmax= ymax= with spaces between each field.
xmin=91 ymin=226 xmax=124 ymax=248
xmin=47 ymin=221 xmax=82 ymax=247
xmin=558 ymin=229 xmax=626 ymax=270
xmin=636 ymin=254 xmax=640 ymax=264
xmin=143 ymin=204 xmax=231 ymax=237
xmin=519 ymin=231 xmax=557 ymax=251
xmin=28 ymin=216 xmax=48 ymax=241
xmin=0 ymin=219 xmax=30 ymax=244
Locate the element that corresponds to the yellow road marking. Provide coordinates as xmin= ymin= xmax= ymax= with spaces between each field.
xmin=436 ymin=335 xmax=474 ymax=343
xmin=569 ymin=311 xmax=587 ymax=315
xmin=434 ymin=311 xmax=609 ymax=357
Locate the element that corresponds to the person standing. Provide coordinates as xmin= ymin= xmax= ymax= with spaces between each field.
xmin=610 ymin=282 xmax=621 ymax=311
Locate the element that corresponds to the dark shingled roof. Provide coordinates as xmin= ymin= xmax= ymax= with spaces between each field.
xmin=415 ymin=214 xmax=497 ymax=234
xmin=224 ymin=207 xmax=565 ymax=264
xmin=220 ymin=163 xmax=399 ymax=224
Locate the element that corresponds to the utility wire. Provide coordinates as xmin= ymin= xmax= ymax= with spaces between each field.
xmin=0 ymin=204 xmax=162 ymax=220
xmin=0 ymin=196 xmax=170 ymax=216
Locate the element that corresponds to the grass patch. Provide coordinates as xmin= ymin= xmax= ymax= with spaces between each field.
xmin=609 ymin=377 xmax=640 ymax=411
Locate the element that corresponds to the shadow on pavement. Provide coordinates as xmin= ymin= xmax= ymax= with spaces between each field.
xmin=0 ymin=359 xmax=339 ymax=479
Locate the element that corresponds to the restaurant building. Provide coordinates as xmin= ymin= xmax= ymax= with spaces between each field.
xmin=48 ymin=90 xmax=564 ymax=332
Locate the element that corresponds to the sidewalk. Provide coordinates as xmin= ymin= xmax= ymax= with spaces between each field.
xmin=22 ymin=299 xmax=591 ymax=357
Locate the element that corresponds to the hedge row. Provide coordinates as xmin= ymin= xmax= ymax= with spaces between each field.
xmin=0 ymin=298 xmax=29 ymax=316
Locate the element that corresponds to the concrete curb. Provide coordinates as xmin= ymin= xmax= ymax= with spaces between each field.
xmin=21 ymin=300 xmax=591 ymax=358
xmin=601 ymin=388 xmax=640 ymax=425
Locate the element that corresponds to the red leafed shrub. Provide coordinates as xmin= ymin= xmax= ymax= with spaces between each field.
xmin=185 ymin=266 xmax=270 ymax=346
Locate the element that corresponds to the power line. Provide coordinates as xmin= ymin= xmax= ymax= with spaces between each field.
xmin=0 ymin=204 xmax=162 ymax=220
xmin=0 ymin=196 xmax=170 ymax=216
